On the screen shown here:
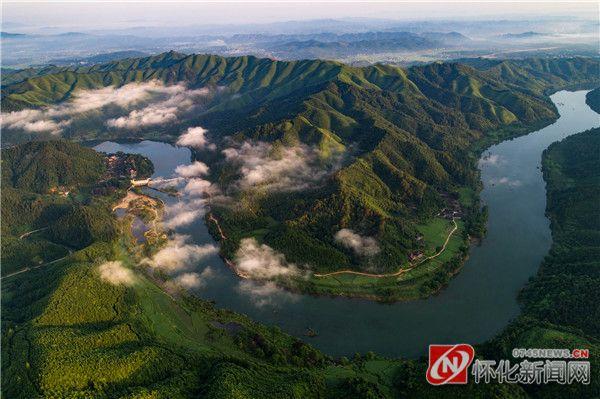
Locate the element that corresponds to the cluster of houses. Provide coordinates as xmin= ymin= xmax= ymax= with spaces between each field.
xmin=437 ymin=193 xmax=463 ymax=220
xmin=105 ymin=153 xmax=140 ymax=179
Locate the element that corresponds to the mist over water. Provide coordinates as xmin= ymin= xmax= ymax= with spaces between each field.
xmin=94 ymin=90 xmax=599 ymax=358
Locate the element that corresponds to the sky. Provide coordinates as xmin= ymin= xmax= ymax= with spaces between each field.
xmin=3 ymin=1 xmax=598 ymax=31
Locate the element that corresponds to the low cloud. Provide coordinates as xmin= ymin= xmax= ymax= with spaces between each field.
xmin=176 ymin=126 xmax=216 ymax=150
xmin=234 ymin=238 xmax=301 ymax=279
xmin=2 ymin=81 xmax=211 ymax=135
xmin=168 ymin=267 xmax=215 ymax=290
xmin=236 ymin=280 xmax=300 ymax=307
xmin=183 ymin=178 xmax=220 ymax=197
xmin=149 ymin=176 xmax=185 ymax=190
xmin=334 ymin=229 xmax=380 ymax=256
xmin=105 ymin=86 xmax=210 ymax=129
xmin=162 ymin=200 xmax=207 ymax=229
xmin=222 ymin=141 xmax=341 ymax=192
xmin=141 ymin=234 xmax=218 ymax=273
xmin=489 ymin=176 xmax=522 ymax=187
xmin=175 ymin=161 xmax=210 ymax=178
xmin=479 ymin=154 xmax=504 ymax=167
xmin=98 ymin=261 xmax=135 ymax=286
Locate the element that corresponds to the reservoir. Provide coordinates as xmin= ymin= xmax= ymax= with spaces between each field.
xmin=94 ymin=90 xmax=599 ymax=358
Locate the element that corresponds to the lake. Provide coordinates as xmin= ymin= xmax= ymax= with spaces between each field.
xmin=94 ymin=90 xmax=599 ymax=358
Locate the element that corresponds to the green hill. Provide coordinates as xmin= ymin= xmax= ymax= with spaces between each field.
xmin=0 ymin=141 xmax=114 ymax=276
xmin=2 ymin=140 xmax=105 ymax=193
xmin=2 ymin=54 xmax=599 ymax=296
xmin=585 ymin=87 xmax=600 ymax=114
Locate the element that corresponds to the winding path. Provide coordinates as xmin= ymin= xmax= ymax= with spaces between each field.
xmin=18 ymin=227 xmax=48 ymax=240
xmin=313 ymin=219 xmax=458 ymax=279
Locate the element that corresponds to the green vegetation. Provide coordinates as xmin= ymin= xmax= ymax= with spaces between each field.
xmin=585 ymin=87 xmax=600 ymax=114
xmin=1 ymin=141 xmax=135 ymax=275
xmin=2 ymin=120 xmax=598 ymax=398
xmin=3 ymin=53 xmax=598 ymax=298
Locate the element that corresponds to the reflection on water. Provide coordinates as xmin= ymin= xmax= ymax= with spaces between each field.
xmin=94 ymin=91 xmax=600 ymax=358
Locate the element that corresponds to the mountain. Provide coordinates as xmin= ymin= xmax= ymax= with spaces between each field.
xmin=2 ymin=128 xmax=598 ymax=399
xmin=270 ymin=32 xmax=440 ymax=59
xmin=499 ymin=31 xmax=544 ymax=39
xmin=2 ymin=53 xmax=599 ymax=285
xmin=0 ymin=31 xmax=28 ymax=39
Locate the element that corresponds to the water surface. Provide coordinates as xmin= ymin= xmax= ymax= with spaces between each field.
xmin=94 ymin=90 xmax=599 ymax=358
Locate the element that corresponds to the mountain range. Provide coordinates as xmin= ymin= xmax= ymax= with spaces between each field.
xmin=2 ymin=53 xmax=599 ymax=279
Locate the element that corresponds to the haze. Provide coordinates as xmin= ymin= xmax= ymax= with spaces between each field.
xmin=3 ymin=1 xmax=597 ymax=33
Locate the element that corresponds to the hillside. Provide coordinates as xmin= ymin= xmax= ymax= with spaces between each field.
xmin=0 ymin=141 xmax=117 ymax=276
xmin=585 ymin=87 xmax=600 ymax=114
xmin=2 ymin=140 xmax=105 ymax=193
xmin=2 ymin=54 xmax=599 ymax=298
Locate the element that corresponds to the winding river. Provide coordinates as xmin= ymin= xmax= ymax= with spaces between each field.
xmin=95 ymin=90 xmax=599 ymax=358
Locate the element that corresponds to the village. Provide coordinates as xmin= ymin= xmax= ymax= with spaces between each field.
xmin=407 ymin=193 xmax=463 ymax=262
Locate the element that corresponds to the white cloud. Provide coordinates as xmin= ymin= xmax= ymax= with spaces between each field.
xmin=175 ymin=161 xmax=210 ymax=178
xmin=489 ymin=176 xmax=522 ymax=187
xmin=222 ymin=141 xmax=340 ymax=192
xmin=169 ymin=266 xmax=216 ymax=290
xmin=105 ymin=104 xmax=178 ymax=128
xmin=149 ymin=176 xmax=185 ymax=190
xmin=183 ymin=178 xmax=219 ymax=197
xmin=234 ymin=238 xmax=300 ymax=279
xmin=105 ymin=85 xmax=210 ymax=129
xmin=176 ymin=126 xmax=216 ymax=150
xmin=98 ymin=260 xmax=135 ymax=286
xmin=334 ymin=229 xmax=380 ymax=256
xmin=162 ymin=200 xmax=206 ymax=229
xmin=478 ymin=154 xmax=504 ymax=167
xmin=141 ymin=234 xmax=218 ymax=273
xmin=2 ymin=81 xmax=212 ymax=135
xmin=237 ymin=280 xmax=299 ymax=307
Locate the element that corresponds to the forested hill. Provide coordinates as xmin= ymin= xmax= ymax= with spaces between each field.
xmin=1 ymin=141 xmax=114 ymax=276
xmin=2 ymin=140 xmax=105 ymax=193
xmin=2 ymin=54 xmax=599 ymax=278
xmin=531 ymin=127 xmax=600 ymax=337
xmin=585 ymin=87 xmax=600 ymax=114
xmin=2 ymin=53 xmax=598 ymax=112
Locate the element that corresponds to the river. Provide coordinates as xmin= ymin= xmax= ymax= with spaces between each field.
xmin=94 ymin=90 xmax=599 ymax=358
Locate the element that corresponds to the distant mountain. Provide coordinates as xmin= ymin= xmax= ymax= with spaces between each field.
xmin=499 ymin=31 xmax=544 ymax=39
xmin=56 ymin=32 xmax=88 ymax=37
xmin=0 ymin=31 xmax=28 ymax=39
xmin=419 ymin=31 xmax=470 ymax=44
xmin=244 ymin=31 xmax=469 ymax=59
